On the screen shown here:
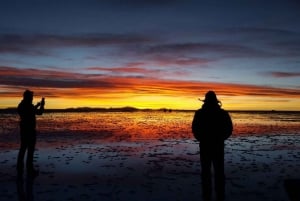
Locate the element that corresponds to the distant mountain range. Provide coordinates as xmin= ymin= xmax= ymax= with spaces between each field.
xmin=0 ymin=106 xmax=187 ymax=113
xmin=0 ymin=107 xmax=299 ymax=113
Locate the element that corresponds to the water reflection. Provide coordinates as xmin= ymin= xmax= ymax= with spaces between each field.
xmin=1 ymin=111 xmax=300 ymax=144
xmin=16 ymin=176 xmax=35 ymax=201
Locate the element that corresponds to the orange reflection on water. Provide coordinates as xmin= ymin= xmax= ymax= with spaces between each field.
xmin=1 ymin=111 xmax=300 ymax=149
xmin=36 ymin=111 xmax=300 ymax=140
xmin=231 ymin=112 xmax=300 ymax=136
xmin=37 ymin=111 xmax=194 ymax=141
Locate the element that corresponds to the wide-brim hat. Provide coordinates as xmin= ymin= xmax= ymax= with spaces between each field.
xmin=199 ymin=90 xmax=220 ymax=103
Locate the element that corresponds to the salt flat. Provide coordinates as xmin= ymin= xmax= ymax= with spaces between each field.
xmin=0 ymin=135 xmax=299 ymax=201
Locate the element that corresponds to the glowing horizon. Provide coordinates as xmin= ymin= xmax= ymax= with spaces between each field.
xmin=1 ymin=68 xmax=300 ymax=110
xmin=2 ymin=95 xmax=300 ymax=111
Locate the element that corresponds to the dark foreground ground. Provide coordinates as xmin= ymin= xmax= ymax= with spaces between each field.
xmin=0 ymin=135 xmax=300 ymax=201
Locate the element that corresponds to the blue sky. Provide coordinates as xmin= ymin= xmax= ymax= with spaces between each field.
xmin=0 ymin=0 xmax=300 ymax=110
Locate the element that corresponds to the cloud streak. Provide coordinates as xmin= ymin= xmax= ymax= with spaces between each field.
xmin=264 ymin=71 xmax=300 ymax=78
xmin=1 ymin=66 xmax=300 ymax=100
xmin=0 ymin=33 xmax=154 ymax=54
xmin=86 ymin=62 xmax=191 ymax=77
xmin=0 ymin=33 xmax=278 ymax=59
xmin=144 ymin=42 xmax=264 ymax=57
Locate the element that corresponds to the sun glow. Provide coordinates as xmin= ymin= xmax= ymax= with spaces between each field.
xmin=1 ymin=75 xmax=300 ymax=110
xmin=2 ymin=94 xmax=299 ymax=111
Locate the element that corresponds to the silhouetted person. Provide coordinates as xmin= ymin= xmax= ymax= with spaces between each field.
xmin=192 ymin=91 xmax=232 ymax=201
xmin=17 ymin=90 xmax=45 ymax=178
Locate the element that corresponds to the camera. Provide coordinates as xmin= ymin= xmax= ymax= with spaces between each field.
xmin=41 ymin=97 xmax=45 ymax=106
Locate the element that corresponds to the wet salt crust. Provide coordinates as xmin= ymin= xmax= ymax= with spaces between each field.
xmin=0 ymin=135 xmax=299 ymax=201
xmin=1 ymin=111 xmax=299 ymax=200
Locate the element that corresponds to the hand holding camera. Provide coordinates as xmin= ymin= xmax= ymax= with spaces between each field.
xmin=36 ymin=97 xmax=45 ymax=108
xmin=41 ymin=97 xmax=45 ymax=106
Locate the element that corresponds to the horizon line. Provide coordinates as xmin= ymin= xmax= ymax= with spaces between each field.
xmin=1 ymin=106 xmax=299 ymax=113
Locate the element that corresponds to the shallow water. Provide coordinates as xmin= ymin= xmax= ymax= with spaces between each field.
xmin=1 ymin=111 xmax=300 ymax=135
xmin=1 ymin=111 xmax=300 ymax=143
xmin=0 ymin=111 xmax=299 ymax=201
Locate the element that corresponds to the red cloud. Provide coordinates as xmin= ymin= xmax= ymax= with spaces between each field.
xmin=1 ymin=66 xmax=300 ymax=100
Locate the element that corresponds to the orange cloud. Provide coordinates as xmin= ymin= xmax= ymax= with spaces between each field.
xmin=1 ymin=66 xmax=300 ymax=109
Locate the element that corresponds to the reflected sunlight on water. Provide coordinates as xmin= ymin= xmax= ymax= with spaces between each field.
xmin=1 ymin=111 xmax=300 ymax=142
xmin=231 ymin=112 xmax=300 ymax=136
xmin=37 ymin=111 xmax=193 ymax=140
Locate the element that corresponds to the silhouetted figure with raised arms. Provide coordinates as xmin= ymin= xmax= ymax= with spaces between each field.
xmin=192 ymin=91 xmax=232 ymax=201
xmin=17 ymin=90 xmax=45 ymax=178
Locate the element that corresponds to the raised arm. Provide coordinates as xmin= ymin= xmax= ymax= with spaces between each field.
xmin=35 ymin=98 xmax=45 ymax=115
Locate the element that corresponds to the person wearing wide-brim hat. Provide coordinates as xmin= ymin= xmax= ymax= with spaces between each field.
xmin=192 ymin=90 xmax=233 ymax=201
xmin=200 ymin=90 xmax=221 ymax=104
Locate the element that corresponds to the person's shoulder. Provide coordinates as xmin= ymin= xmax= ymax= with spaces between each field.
xmin=219 ymin=108 xmax=231 ymax=119
xmin=219 ymin=108 xmax=228 ymax=113
xmin=18 ymin=101 xmax=33 ymax=109
xmin=195 ymin=108 xmax=204 ymax=113
xmin=18 ymin=100 xmax=24 ymax=107
xmin=194 ymin=108 xmax=203 ymax=116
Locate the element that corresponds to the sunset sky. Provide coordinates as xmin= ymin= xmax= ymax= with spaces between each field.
xmin=0 ymin=0 xmax=300 ymax=110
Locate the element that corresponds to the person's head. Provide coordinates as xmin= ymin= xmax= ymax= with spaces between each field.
xmin=23 ymin=90 xmax=33 ymax=103
xmin=202 ymin=90 xmax=221 ymax=107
